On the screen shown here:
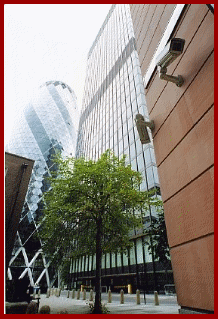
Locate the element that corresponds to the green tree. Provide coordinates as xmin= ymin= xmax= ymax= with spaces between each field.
xmin=146 ymin=206 xmax=171 ymax=285
xmin=39 ymin=149 xmax=161 ymax=313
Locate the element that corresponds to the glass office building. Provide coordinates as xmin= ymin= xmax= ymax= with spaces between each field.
xmin=6 ymin=81 xmax=79 ymax=291
xmin=74 ymin=4 xmax=173 ymax=293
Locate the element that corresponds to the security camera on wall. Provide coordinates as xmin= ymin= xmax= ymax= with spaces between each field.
xmin=135 ymin=114 xmax=155 ymax=145
xmin=155 ymin=38 xmax=185 ymax=87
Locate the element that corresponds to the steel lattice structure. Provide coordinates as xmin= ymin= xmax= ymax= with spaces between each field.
xmin=6 ymin=81 xmax=79 ymax=290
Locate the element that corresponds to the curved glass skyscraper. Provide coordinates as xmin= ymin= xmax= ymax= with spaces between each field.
xmin=6 ymin=81 xmax=79 ymax=290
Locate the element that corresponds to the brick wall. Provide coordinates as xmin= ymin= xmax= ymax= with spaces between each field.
xmin=130 ymin=4 xmax=214 ymax=312
xmin=5 ymin=152 xmax=34 ymax=273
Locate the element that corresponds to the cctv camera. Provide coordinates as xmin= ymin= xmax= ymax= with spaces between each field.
xmin=135 ymin=114 xmax=155 ymax=145
xmin=155 ymin=38 xmax=185 ymax=87
xmin=156 ymin=38 xmax=185 ymax=69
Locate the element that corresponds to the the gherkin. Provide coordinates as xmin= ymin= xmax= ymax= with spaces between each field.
xmin=6 ymin=81 xmax=79 ymax=291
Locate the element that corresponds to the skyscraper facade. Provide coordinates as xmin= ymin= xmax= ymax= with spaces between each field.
xmin=6 ymin=81 xmax=79 ymax=291
xmin=74 ymin=4 xmax=173 ymax=293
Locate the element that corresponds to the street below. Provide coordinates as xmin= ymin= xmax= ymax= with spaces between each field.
xmin=38 ymin=291 xmax=180 ymax=314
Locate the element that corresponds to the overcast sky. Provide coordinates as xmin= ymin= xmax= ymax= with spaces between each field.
xmin=4 ymin=4 xmax=112 ymax=144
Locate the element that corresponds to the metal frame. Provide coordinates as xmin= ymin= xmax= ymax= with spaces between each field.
xmin=8 ymin=232 xmax=50 ymax=288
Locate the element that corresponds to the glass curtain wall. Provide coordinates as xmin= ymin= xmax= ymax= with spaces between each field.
xmin=75 ymin=4 xmax=166 ymax=292
xmin=6 ymin=81 xmax=79 ymax=291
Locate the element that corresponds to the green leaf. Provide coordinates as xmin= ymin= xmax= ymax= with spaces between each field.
xmin=38 ymin=149 xmax=163 ymax=269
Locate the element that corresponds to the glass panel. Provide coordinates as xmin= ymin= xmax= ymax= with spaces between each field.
xmin=111 ymin=253 xmax=116 ymax=268
xmin=92 ymin=254 xmax=96 ymax=271
xmin=119 ymin=140 xmax=123 ymax=154
xmin=150 ymin=147 xmax=156 ymax=164
xmin=101 ymin=255 xmax=105 ymax=269
xmin=130 ymin=142 xmax=136 ymax=160
xmin=136 ymin=238 xmax=143 ymax=264
xmin=140 ymin=180 xmax=148 ymax=191
xmin=143 ymin=236 xmax=152 ymax=263
xmin=23 ymin=231 xmax=41 ymax=260
xmin=123 ymin=122 xmax=127 ymax=136
xmin=117 ymin=252 xmax=122 ymax=267
xmin=144 ymin=148 xmax=152 ymax=166
xmin=131 ymin=158 xmax=137 ymax=171
xmin=122 ymin=251 xmax=128 ymax=266
xmin=137 ymin=153 xmax=144 ymax=171
xmin=81 ymin=256 xmax=85 ymax=272
xmin=18 ymin=212 xmax=36 ymax=244
xmin=89 ymin=256 xmax=92 ymax=271
xmin=106 ymin=253 xmax=110 ymax=269
xmin=135 ymin=138 xmax=142 ymax=155
xmin=123 ymin=134 xmax=128 ymax=150
xmin=129 ymin=245 xmax=136 ymax=265
xmin=146 ymin=166 xmax=155 ymax=189
xmin=153 ymin=166 xmax=160 ymax=184
xmin=118 ymin=127 xmax=123 ymax=141
xmin=77 ymin=258 xmax=81 ymax=273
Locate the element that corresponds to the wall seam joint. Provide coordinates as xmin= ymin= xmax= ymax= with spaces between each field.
xmin=157 ymin=102 xmax=214 ymax=168
xmin=163 ymin=164 xmax=214 ymax=204
xmin=170 ymin=231 xmax=214 ymax=250
xmin=152 ymin=48 xmax=214 ymax=139
xmin=148 ymin=9 xmax=212 ymax=117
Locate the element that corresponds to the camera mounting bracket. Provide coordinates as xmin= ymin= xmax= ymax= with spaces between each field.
xmin=158 ymin=66 xmax=184 ymax=87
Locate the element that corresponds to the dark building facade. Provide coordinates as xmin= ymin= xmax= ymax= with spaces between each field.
xmin=73 ymin=4 xmax=173 ymax=294
xmin=5 ymin=152 xmax=34 ymax=274
xmin=5 ymin=81 xmax=79 ymax=291
xmin=130 ymin=4 xmax=214 ymax=313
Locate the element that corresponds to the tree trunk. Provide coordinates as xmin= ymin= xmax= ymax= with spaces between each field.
xmin=94 ymin=217 xmax=102 ymax=314
xmin=149 ymin=234 xmax=158 ymax=292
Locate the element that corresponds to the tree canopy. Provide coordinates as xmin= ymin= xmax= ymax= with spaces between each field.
xmin=38 ymin=149 xmax=162 ymax=313
xmin=40 ymin=150 xmax=159 ymax=261
xmin=146 ymin=206 xmax=171 ymax=267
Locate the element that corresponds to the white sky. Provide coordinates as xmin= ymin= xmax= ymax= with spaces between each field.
xmin=4 ymin=4 xmax=112 ymax=144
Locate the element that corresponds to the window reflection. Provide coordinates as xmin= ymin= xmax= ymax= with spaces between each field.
xmin=6 ymin=81 xmax=79 ymax=286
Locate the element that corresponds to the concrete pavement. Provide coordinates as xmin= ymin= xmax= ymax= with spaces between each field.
xmin=38 ymin=291 xmax=180 ymax=314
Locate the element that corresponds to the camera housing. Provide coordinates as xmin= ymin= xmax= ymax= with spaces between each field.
xmin=135 ymin=114 xmax=155 ymax=145
xmin=155 ymin=38 xmax=185 ymax=87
